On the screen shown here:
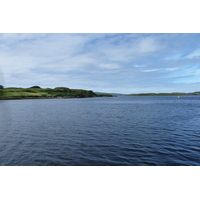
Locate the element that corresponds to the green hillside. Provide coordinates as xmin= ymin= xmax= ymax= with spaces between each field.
xmin=0 ymin=85 xmax=113 ymax=99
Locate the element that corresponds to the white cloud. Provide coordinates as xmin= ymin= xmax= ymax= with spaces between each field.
xmin=134 ymin=65 xmax=144 ymax=68
xmin=99 ymin=63 xmax=121 ymax=70
xmin=137 ymin=37 xmax=162 ymax=53
xmin=141 ymin=69 xmax=158 ymax=72
xmin=195 ymin=69 xmax=200 ymax=75
xmin=165 ymin=67 xmax=178 ymax=71
xmin=1 ymin=33 xmax=200 ymax=93
xmin=185 ymin=49 xmax=200 ymax=59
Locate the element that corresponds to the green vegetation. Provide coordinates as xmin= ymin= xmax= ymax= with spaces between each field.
xmin=0 ymin=86 xmax=113 ymax=100
xmin=127 ymin=92 xmax=200 ymax=96
xmin=30 ymin=86 xmax=41 ymax=89
xmin=0 ymin=85 xmax=4 ymax=96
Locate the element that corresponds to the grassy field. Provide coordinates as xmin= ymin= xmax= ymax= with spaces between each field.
xmin=0 ymin=86 xmax=113 ymax=99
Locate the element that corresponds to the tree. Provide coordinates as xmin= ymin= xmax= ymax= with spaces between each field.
xmin=0 ymin=85 xmax=4 ymax=97
xmin=30 ymin=86 xmax=41 ymax=88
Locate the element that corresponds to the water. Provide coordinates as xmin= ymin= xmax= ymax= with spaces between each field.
xmin=0 ymin=96 xmax=200 ymax=166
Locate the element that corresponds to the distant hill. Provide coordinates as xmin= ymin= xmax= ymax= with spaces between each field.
xmin=95 ymin=92 xmax=126 ymax=96
xmin=0 ymin=86 xmax=114 ymax=100
xmin=127 ymin=92 xmax=200 ymax=96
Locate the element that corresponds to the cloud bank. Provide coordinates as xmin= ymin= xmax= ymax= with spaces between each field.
xmin=1 ymin=33 xmax=200 ymax=93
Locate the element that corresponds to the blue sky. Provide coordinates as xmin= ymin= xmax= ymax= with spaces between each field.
xmin=0 ymin=33 xmax=200 ymax=94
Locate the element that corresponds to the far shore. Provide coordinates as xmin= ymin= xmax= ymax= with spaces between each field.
xmin=0 ymin=86 xmax=114 ymax=100
xmin=127 ymin=92 xmax=200 ymax=96
xmin=0 ymin=96 xmax=112 ymax=101
xmin=0 ymin=86 xmax=199 ymax=99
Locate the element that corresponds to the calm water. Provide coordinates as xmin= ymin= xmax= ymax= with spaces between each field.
xmin=0 ymin=96 xmax=200 ymax=166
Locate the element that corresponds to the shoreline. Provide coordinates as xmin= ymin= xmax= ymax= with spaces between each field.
xmin=0 ymin=96 xmax=113 ymax=101
xmin=0 ymin=97 xmax=67 ymax=100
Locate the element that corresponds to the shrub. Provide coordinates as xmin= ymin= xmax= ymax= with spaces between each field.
xmin=30 ymin=86 xmax=41 ymax=89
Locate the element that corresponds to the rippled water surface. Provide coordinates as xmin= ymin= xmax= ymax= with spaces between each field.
xmin=0 ymin=96 xmax=200 ymax=165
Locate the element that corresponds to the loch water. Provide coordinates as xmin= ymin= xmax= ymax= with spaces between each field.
xmin=0 ymin=96 xmax=200 ymax=166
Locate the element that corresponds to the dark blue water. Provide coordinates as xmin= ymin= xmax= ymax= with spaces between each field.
xmin=0 ymin=96 xmax=200 ymax=166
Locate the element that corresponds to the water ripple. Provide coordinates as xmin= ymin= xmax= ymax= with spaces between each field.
xmin=1 ymin=96 xmax=200 ymax=165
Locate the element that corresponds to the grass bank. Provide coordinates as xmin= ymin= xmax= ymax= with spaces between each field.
xmin=0 ymin=86 xmax=113 ymax=100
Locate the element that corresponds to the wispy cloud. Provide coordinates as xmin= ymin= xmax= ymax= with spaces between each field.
xmin=1 ymin=33 xmax=200 ymax=93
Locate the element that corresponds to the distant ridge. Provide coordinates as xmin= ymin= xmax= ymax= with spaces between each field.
xmin=0 ymin=86 xmax=114 ymax=100
xmin=95 ymin=92 xmax=126 ymax=96
xmin=127 ymin=91 xmax=200 ymax=96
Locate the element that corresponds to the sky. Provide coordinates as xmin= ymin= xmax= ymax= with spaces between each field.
xmin=1 ymin=33 xmax=200 ymax=94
